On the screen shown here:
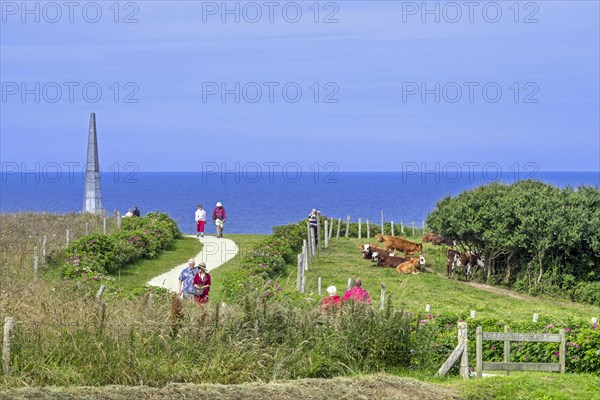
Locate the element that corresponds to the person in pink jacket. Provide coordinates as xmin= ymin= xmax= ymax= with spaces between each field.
xmin=212 ymin=202 xmax=226 ymax=238
xmin=343 ymin=278 xmax=371 ymax=304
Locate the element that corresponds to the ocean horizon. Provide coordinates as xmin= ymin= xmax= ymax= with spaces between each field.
xmin=2 ymin=171 xmax=599 ymax=234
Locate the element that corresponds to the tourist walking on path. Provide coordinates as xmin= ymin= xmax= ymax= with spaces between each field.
xmin=193 ymin=262 xmax=211 ymax=303
xmin=308 ymin=209 xmax=318 ymax=245
xmin=133 ymin=206 xmax=141 ymax=217
xmin=320 ymin=285 xmax=341 ymax=312
xmin=195 ymin=204 xmax=207 ymax=237
xmin=343 ymin=278 xmax=371 ymax=304
xmin=212 ymin=202 xmax=227 ymax=238
xmin=178 ymin=258 xmax=199 ymax=299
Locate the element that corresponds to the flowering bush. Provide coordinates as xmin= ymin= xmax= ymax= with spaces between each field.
xmin=62 ymin=213 xmax=181 ymax=278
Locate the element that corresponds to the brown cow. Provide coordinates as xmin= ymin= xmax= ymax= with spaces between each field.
xmin=374 ymin=253 xmax=414 ymax=268
xmin=446 ymin=249 xmax=485 ymax=281
xmin=360 ymin=243 xmax=395 ymax=261
xmin=375 ymin=234 xmax=423 ymax=255
xmin=423 ymin=232 xmax=454 ymax=246
xmin=396 ymin=255 xmax=426 ymax=274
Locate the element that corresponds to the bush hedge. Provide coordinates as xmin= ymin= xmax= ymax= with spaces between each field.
xmin=62 ymin=212 xmax=181 ymax=278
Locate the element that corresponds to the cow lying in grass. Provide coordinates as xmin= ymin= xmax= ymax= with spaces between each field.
xmin=359 ymin=243 xmax=396 ymax=260
xmin=446 ymin=249 xmax=485 ymax=281
xmin=375 ymin=234 xmax=423 ymax=255
xmin=396 ymin=256 xmax=426 ymax=274
xmin=422 ymin=232 xmax=454 ymax=246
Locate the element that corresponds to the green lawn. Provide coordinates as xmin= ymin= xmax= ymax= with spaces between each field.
xmin=113 ymin=236 xmax=203 ymax=290
xmin=293 ymin=237 xmax=600 ymax=322
xmin=448 ymin=372 xmax=600 ymax=400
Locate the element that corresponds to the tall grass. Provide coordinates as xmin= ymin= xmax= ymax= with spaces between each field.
xmin=2 ymin=293 xmax=433 ymax=386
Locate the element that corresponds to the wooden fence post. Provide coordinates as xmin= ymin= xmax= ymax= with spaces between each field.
xmin=66 ymin=229 xmax=70 ymax=247
xmin=324 ymin=219 xmax=329 ymax=249
xmin=41 ymin=235 xmax=47 ymax=262
xmin=296 ymin=254 xmax=303 ymax=291
xmin=318 ymin=277 xmax=322 ymax=295
xmin=401 ymin=221 xmax=404 ymax=234
xmin=309 ymin=226 xmax=316 ymax=257
xmin=476 ymin=326 xmax=483 ymax=378
xmin=559 ymin=329 xmax=566 ymax=374
xmin=316 ymin=212 xmax=321 ymax=251
xmin=380 ymin=284 xmax=386 ymax=310
xmin=328 ymin=218 xmax=333 ymax=241
xmin=303 ymin=245 xmax=309 ymax=272
xmin=391 ymin=221 xmax=394 ymax=236
xmin=345 ymin=215 xmax=350 ymax=238
xmin=303 ymin=239 xmax=310 ymax=267
xmin=33 ymin=246 xmax=39 ymax=280
xmin=2 ymin=317 xmax=14 ymax=375
xmin=336 ymin=218 xmax=341 ymax=240
xmin=96 ymin=285 xmax=106 ymax=299
xmin=380 ymin=211 xmax=384 ymax=235
xmin=459 ymin=321 xmax=469 ymax=380
xmin=358 ymin=218 xmax=362 ymax=240
xmin=366 ymin=219 xmax=370 ymax=239
xmin=504 ymin=325 xmax=511 ymax=376
xmin=103 ymin=217 xmax=107 ymax=234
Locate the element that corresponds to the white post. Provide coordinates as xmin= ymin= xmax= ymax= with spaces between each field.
xmin=297 ymin=254 xmax=303 ymax=291
xmin=148 ymin=293 xmax=154 ymax=307
xmin=401 ymin=221 xmax=404 ymax=234
xmin=85 ymin=222 xmax=89 ymax=235
xmin=324 ymin=219 xmax=329 ymax=249
xmin=336 ymin=218 xmax=341 ymax=240
xmin=328 ymin=218 xmax=334 ymax=241
xmin=33 ymin=246 xmax=39 ymax=280
xmin=303 ymin=244 xmax=309 ymax=272
xmin=470 ymin=310 xmax=476 ymax=319
xmin=592 ymin=317 xmax=598 ymax=325
xmin=96 ymin=285 xmax=106 ymax=299
xmin=303 ymin=239 xmax=310 ymax=267
xmin=366 ymin=219 xmax=370 ymax=239
xmin=380 ymin=284 xmax=386 ymax=310
xmin=316 ymin=212 xmax=321 ymax=251
xmin=318 ymin=277 xmax=322 ymax=295
xmin=345 ymin=215 xmax=350 ymax=238
xmin=459 ymin=322 xmax=469 ymax=380
xmin=533 ymin=313 xmax=539 ymax=322
xmin=412 ymin=221 xmax=415 ymax=237
xmin=425 ymin=304 xmax=431 ymax=313
xmin=103 ymin=217 xmax=107 ymax=234
xmin=66 ymin=229 xmax=70 ymax=247
xmin=391 ymin=221 xmax=394 ymax=236
xmin=301 ymin=274 xmax=306 ymax=294
xmin=117 ymin=211 xmax=122 ymax=230
xmin=381 ymin=210 xmax=384 ymax=235
xmin=2 ymin=317 xmax=14 ymax=375
xmin=358 ymin=218 xmax=362 ymax=240
xmin=347 ymin=278 xmax=352 ymax=289
xmin=41 ymin=235 xmax=47 ymax=261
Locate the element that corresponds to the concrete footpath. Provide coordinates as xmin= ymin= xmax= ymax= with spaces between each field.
xmin=147 ymin=234 xmax=239 ymax=292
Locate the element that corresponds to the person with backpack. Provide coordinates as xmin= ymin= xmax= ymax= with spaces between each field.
xmin=212 ymin=202 xmax=226 ymax=238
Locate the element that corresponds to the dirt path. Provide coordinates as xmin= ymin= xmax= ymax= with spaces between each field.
xmin=147 ymin=235 xmax=238 ymax=292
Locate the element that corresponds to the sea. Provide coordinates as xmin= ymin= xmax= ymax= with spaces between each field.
xmin=1 ymin=171 xmax=598 ymax=234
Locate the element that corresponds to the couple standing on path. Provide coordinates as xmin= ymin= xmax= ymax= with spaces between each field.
xmin=178 ymin=258 xmax=212 ymax=303
xmin=195 ymin=202 xmax=227 ymax=238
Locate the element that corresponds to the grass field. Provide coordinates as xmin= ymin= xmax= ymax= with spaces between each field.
xmin=278 ymin=237 xmax=600 ymax=322
xmin=2 ymin=215 xmax=599 ymax=398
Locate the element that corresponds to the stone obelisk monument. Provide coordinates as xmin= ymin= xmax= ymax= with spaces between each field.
xmin=83 ymin=112 xmax=103 ymax=213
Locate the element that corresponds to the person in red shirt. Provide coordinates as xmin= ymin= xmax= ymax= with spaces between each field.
xmin=343 ymin=278 xmax=371 ymax=304
xmin=212 ymin=202 xmax=227 ymax=238
xmin=320 ymin=285 xmax=341 ymax=312
xmin=193 ymin=262 xmax=211 ymax=304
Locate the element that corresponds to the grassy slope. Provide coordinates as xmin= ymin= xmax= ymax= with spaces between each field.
xmin=285 ymin=237 xmax=600 ymax=321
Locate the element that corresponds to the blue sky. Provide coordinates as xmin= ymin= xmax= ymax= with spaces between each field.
xmin=1 ymin=1 xmax=599 ymax=172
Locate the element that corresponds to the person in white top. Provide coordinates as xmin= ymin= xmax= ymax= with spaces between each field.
xmin=195 ymin=204 xmax=207 ymax=238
